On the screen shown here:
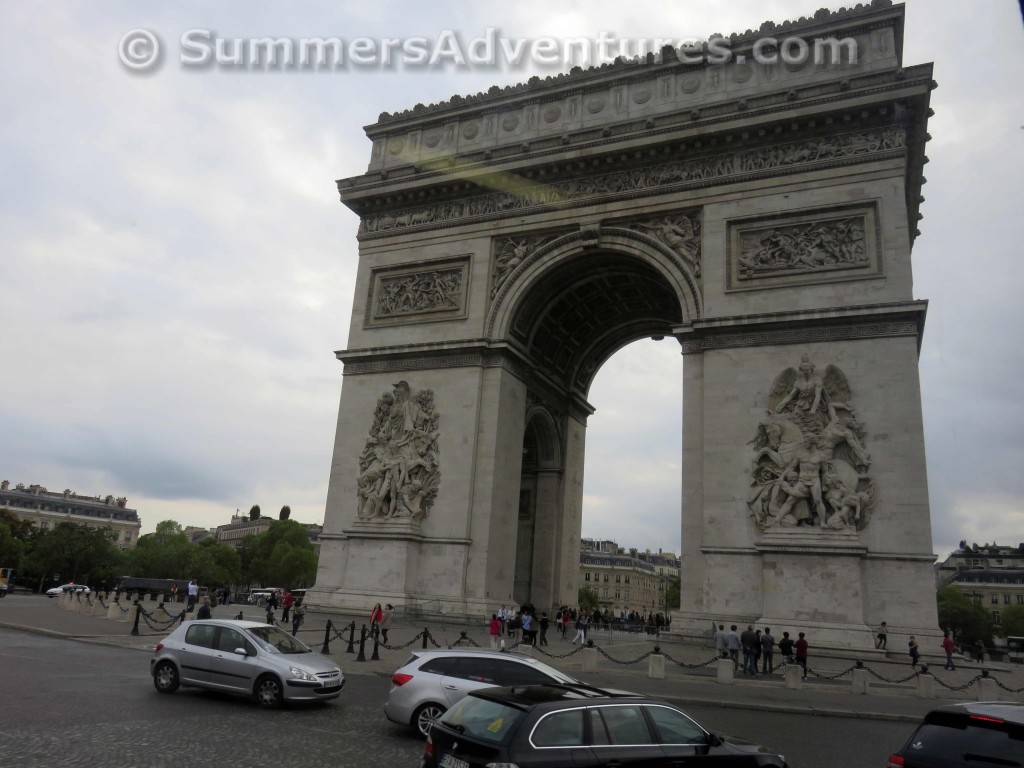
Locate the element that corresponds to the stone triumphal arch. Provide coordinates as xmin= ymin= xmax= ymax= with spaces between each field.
xmin=309 ymin=2 xmax=940 ymax=646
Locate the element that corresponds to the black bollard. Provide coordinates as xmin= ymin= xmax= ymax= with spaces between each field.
xmin=321 ymin=619 xmax=333 ymax=655
xmin=371 ymin=629 xmax=380 ymax=661
xmin=346 ymin=621 xmax=356 ymax=654
xmin=356 ymin=624 xmax=367 ymax=662
xmin=422 ymin=627 xmax=430 ymax=649
xmin=179 ymin=609 xmax=186 ymax=626
xmin=130 ymin=601 xmax=142 ymax=636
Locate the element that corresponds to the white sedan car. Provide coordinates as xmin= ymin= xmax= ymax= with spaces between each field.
xmin=46 ymin=583 xmax=91 ymax=597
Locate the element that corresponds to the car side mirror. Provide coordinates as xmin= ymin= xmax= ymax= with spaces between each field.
xmin=707 ymin=733 xmax=722 ymax=747
xmin=234 ymin=647 xmax=248 ymax=656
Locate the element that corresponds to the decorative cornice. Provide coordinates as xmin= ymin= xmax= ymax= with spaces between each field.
xmin=370 ymin=0 xmax=899 ymax=126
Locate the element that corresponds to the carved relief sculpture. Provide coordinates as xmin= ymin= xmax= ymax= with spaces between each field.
xmin=491 ymin=233 xmax=563 ymax=297
xmin=748 ymin=355 xmax=875 ymax=531
xmin=376 ymin=267 xmax=463 ymax=317
xmin=626 ymin=211 xmax=702 ymax=276
xmin=357 ymin=381 xmax=441 ymax=522
xmin=737 ymin=216 xmax=867 ymax=279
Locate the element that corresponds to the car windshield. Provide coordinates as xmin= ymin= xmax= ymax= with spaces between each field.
xmin=440 ymin=695 xmax=524 ymax=745
xmin=244 ymin=625 xmax=311 ymax=654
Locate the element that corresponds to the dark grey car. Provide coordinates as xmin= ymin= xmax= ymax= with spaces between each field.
xmin=151 ymin=619 xmax=344 ymax=708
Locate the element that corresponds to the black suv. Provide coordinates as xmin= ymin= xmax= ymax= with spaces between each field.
xmin=418 ymin=683 xmax=787 ymax=767
xmin=887 ymin=702 xmax=1024 ymax=767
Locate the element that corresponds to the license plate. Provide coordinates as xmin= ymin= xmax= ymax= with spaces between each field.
xmin=439 ymin=754 xmax=469 ymax=768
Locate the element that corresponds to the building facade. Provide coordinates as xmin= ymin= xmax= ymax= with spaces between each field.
xmin=579 ymin=539 xmax=662 ymax=615
xmin=0 ymin=480 xmax=141 ymax=549
xmin=937 ymin=544 xmax=1024 ymax=626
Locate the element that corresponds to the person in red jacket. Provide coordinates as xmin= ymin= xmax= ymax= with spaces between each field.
xmin=794 ymin=632 xmax=809 ymax=678
xmin=281 ymin=591 xmax=294 ymax=622
xmin=941 ymin=632 xmax=956 ymax=670
xmin=369 ymin=602 xmax=383 ymax=637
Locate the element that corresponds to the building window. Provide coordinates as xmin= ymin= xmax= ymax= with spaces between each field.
xmin=1017 ymin=595 xmax=1023 ymax=605
xmin=1005 ymin=594 xmax=1011 ymax=605
xmin=585 ymin=573 xmax=591 ymax=581
xmin=992 ymin=595 xmax=999 ymax=605
xmin=603 ymin=574 xmax=609 ymax=583
xmin=615 ymin=575 xmax=621 ymax=584
xmin=603 ymin=587 xmax=608 ymax=598
xmin=615 ymin=589 xmax=621 ymax=600
xmin=625 ymin=590 xmax=630 ymax=601
xmin=993 ymin=611 xmax=1001 ymax=624
xmin=124 ymin=532 xmax=131 ymax=542
xmin=625 ymin=576 xmax=630 ymax=584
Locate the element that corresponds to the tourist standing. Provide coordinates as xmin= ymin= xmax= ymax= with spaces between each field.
xmin=778 ymin=631 xmax=794 ymax=664
xmin=291 ymin=601 xmax=306 ymax=637
xmin=714 ymin=624 xmax=728 ymax=658
xmin=520 ymin=610 xmax=534 ymax=645
xmin=909 ymin=636 xmax=920 ymax=668
xmin=196 ymin=597 xmax=213 ymax=620
xmin=539 ymin=612 xmax=550 ymax=646
xmin=186 ymin=579 xmax=199 ymax=612
xmin=761 ymin=628 xmax=775 ymax=674
xmin=727 ymin=625 xmax=741 ymax=669
xmin=489 ymin=614 xmax=502 ymax=649
xmin=281 ymin=591 xmax=294 ymax=622
xmin=740 ymin=625 xmax=758 ymax=675
xmin=369 ymin=602 xmax=383 ymax=637
xmin=794 ymin=632 xmax=809 ymax=678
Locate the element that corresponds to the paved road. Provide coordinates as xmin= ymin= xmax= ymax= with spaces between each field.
xmin=1 ymin=625 xmax=917 ymax=768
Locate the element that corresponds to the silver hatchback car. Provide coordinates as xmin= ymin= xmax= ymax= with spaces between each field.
xmin=151 ymin=619 xmax=344 ymax=708
xmin=384 ymin=648 xmax=580 ymax=737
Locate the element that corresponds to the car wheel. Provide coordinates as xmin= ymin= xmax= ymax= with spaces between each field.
xmin=153 ymin=661 xmax=180 ymax=694
xmin=254 ymin=675 xmax=283 ymax=709
xmin=413 ymin=702 xmax=447 ymax=737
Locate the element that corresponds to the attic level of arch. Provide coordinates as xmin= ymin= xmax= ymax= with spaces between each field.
xmin=337 ymin=62 xmax=934 ymax=216
xmin=340 ymin=92 xmax=933 ymax=247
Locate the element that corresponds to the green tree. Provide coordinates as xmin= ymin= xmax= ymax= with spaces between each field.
xmin=192 ymin=538 xmax=242 ymax=589
xmin=578 ymin=585 xmax=599 ymax=612
xmin=249 ymin=505 xmax=261 ymax=521
xmin=937 ymin=586 xmax=995 ymax=646
xmin=124 ymin=520 xmax=194 ymax=579
xmin=248 ymin=520 xmax=316 ymax=588
xmin=663 ymin=576 xmax=681 ymax=612
xmin=999 ymin=605 xmax=1024 ymax=638
xmin=0 ymin=509 xmax=32 ymax=569
xmin=279 ymin=505 xmax=291 ymax=521
xmin=22 ymin=523 xmax=122 ymax=592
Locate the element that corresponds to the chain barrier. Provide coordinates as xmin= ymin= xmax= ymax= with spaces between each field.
xmin=138 ymin=606 xmax=184 ymax=632
xmin=661 ymin=651 xmax=720 ymax=669
xmin=863 ymin=667 xmax=922 ymax=685
xmin=426 ymin=629 xmax=442 ymax=648
xmin=930 ymin=673 xmax=983 ymax=692
xmin=98 ymin=594 xmax=110 ymax=609
xmin=380 ymin=631 xmax=427 ymax=651
xmin=593 ymin=645 xmax=653 ymax=665
xmin=992 ymin=676 xmax=1024 ymax=694
xmin=805 ymin=664 xmax=859 ymax=681
xmin=533 ymin=643 xmax=586 ymax=659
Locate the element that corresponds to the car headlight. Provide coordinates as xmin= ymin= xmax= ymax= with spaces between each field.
xmin=289 ymin=667 xmax=319 ymax=682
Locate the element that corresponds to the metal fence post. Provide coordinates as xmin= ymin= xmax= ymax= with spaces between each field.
xmin=345 ymin=621 xmax=356 ymax=653
xmin=321 ymin=619 xmax=333 ymax=655
xmin=371 ymin=630 xmax=380 ymax=661
xmin=422 ymin=627 xmax=429 ymax=649
xmin=356 ymin=624 xmax=367 ymax=662
xmin=130 ymin=601 xmax=142 ymax=636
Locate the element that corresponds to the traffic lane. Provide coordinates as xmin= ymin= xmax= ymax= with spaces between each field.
xmin=0 ymin=627 xmax=425 ymax=768
xmin=683 ymin=703 xmax=913 ymax=768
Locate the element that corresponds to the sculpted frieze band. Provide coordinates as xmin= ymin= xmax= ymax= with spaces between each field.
xmin=748 ymin=355 xmax=876 ymax=532
xmin=358 ymin=127 xmax=906 ymax=237
xmin=357 ymin=381 xmax=441 ymax=523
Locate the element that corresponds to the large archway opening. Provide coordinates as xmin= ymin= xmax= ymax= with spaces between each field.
xmin=507 ymin=249 xmax=688 ymax=610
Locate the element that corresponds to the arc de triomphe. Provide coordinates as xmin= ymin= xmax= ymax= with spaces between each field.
xmin=309 ymin=1 xmax=939 ymax=647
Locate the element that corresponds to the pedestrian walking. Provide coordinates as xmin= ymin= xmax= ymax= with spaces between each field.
xmin=571 ymin=612 xmax=588 ymax=645
xmin=520 ymin=610 xmax=534 ymax=645
xmin=941 ymin=632 xmax=956 ymax=670
xmin=539 ymin=612 xmax=549 ymax=646
xmin=196 ymin=597 xmax=213 ymax=620
xmin=369 ymin=602 xmax=383 ymax=638
xmin=875 ymin=621 xmax=888 ymax=649
xmin=281 ymin=591 xmax=294 ymax=622
xmin=291 ymin=601 xmax=306 ymax=637
xmin=794 ymin=632 xmax=809 ymax=678
xmin=379 ymin=603 xmax=393 ymax=644
xmin=909 ymin=636 xmax=920 ymax=668
xmin=186 ymin=579 xmax=199 ymax=612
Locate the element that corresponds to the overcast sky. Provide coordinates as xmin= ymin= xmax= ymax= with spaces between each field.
xmin=1 ymin=1 xmax=1021 ymax=562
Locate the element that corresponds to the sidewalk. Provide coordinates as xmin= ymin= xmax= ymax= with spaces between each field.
xmin=3 ymin=594 xmax=1019 ymax=724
